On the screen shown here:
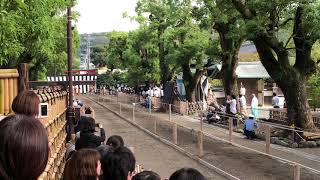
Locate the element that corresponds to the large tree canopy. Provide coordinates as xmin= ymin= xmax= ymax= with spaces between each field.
xmin=0 ymin=0 xmax=80 ymax=80
xmin=231 ymin=0 xmax=320 ymax=129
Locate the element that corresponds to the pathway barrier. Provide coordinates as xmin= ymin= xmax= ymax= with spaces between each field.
xmin=37 ymin=90 xmax=68 ymax=180
xmin=93 ymin=93 xmax=320 ymax=179
xmin=0 ymin=69 xmax=19 ymax=115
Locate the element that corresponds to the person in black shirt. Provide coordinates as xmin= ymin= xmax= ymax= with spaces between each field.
xmin=76 ymin=117 xmax=106 ymax=150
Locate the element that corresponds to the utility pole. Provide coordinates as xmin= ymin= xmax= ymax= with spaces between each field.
xmin=66 ymin=2 xmax=74 ymax=141
xmin=87 ymin=34 xmax=91 ymax=70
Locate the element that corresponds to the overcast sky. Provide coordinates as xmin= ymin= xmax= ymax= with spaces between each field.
xmin=75 ymin=0 xmax=139 ymax=34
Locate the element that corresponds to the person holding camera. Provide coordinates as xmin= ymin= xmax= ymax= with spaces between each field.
xmin=75 ymin=116 xmax=106 ymax=150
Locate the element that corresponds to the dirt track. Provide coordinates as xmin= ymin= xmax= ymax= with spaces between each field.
xmin=81 ymin=95 xmax=226 ymax=180
xmin=86 ymin=94 xmax=320 ymax=180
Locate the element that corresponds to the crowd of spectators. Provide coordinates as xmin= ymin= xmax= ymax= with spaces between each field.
xmin=0 ymin=90 xmax=208 ymax=180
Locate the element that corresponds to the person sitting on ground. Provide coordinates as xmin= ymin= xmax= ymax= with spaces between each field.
xmin=76 ymin=117 xmax=106 ymax=150
xmin=12 ymin=90 xmax=40 ymax=117
xmin=0 ymin=115 xmax=49 ymax=180
xmin=106 ymin=135 xmax=124 ymax=149
xmin=63 ymin=148 xmax=102 ymax=180
xmin=132 ymin=171 xmax=161 ymax=180
xmin=272 ymin=92 xmax=280 ymax=108
xmin=101 ymin=146 xmax=136 ymax=180
xmin=206 ymin=107 xmax=221 ymax=124
xmin=243 ymin=114 xmax=258 ymax=140
xmin=169 ymin=168 xmax=206 ymax=180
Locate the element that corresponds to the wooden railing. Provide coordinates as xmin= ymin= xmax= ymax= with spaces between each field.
xmin=0 ymin=69 xmax=19 ymax=115
xmin=269 ymin=109 xmax=320 ymax=128
xmin=37 ymin=90 xmax=68 ymax=180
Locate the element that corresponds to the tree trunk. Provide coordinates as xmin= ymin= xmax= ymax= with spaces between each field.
xmin=254 ymin=40 xmax=316 ymax=130
xmin=158 ymin=28 xmax=170 ymax=88
xmin=276 ymin=70 xmax=315 ymax=129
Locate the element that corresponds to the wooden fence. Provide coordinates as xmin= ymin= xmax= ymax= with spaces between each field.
xmin=269 ymin=109 xmax=320 ymax=128
xmin=0 ymin=69 xmax=19 ymax=116
xmin=37 ymin=90 xmax=68 ymax=180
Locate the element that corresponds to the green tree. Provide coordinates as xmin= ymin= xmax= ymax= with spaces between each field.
xmin=91 ymin=46 xmax=108 ymax=68
xmin=0 ymin=0 xmax=80 ymax=80
xmin=194 ymin=0 xmax=245 ymax=97
xmin=123 ymin=26 xmax=161 ymax=87
xmin=106 ymin=31 xmax=129 ymax=71
xmin=232 ymin=0 xmax=320 ymax=129
xmin=136 ymin=0 xmax=190 ymax=87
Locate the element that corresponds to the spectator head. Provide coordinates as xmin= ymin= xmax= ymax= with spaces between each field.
xmin=64 ymin=148 xmax=101 ymax=180
xmin=0 ymin=115 xmax=49 ymax=180
xmin=96 ymin=145 xmax=113 ymax=158
xmin=85 ymin=107 xmax=93 ymax=114
xmin=102 ymin=146 xmax=136 ymax=180
xmin=132 ymin=171 xmax=161 ymax=180
xmin=169 ymin=168 xmax=206 ymax=180
xmin=82 ymin=116 xmax=96 ymax=133
xmin=252 ymin=93 xmax=256 ymax=97
xmin=106 ymin=135 xmax=124 ymax=149
xmin=12 ymin=90 xmax=40 ymax=117
xmin=231 ymin=95 xmax=236 ymax=99
xmin=273 ymin=92 xmax=277 ymax=96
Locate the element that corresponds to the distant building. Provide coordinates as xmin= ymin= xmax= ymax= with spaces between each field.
xmin=210 ymin=61 xmax=284 ymax=107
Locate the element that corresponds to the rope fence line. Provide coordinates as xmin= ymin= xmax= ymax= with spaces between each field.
xmin=91 ymin=93 xmax=320 ymax=179
xmin=88 ymin=95 xmax=241 ymax=180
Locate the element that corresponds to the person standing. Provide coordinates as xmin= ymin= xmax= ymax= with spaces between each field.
xmin=251 ymin=94 xmax=259 ymax=118
xmin=239 ymin=94 xmax=247 ymax=116
xmin=272 ymin=93 xmax=280 ymax=108
xmin=227 ymin=95 xmax=237 ymax=127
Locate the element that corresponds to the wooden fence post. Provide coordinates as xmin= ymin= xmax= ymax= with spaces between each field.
xmin=198 ymin=131 xmax=204 ymax=157
xmin=229 ymin=117 xmax=233 ymax=143
xmin=172 ymin=123 xmax=178 ymax=144
xmin=153 ymin=119 xmax=157 ymax=134
xmin=132 ymin=103 xmax=135 ymax=122
xmin=266 ymin=125 xmax=271 ymax=154
xmin=294 ymin=164 xmax=300 ymax=180
xmin=18 ymin=63 xmax=29 ymax=92
xmin=149 ymin=97 xmax=152 ymax=114
xmin=169 ymin=104 xmax=172 ymax=121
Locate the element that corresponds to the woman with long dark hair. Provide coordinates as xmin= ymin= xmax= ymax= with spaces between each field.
xmin=0 ymin=115 xmax=49 ymax=180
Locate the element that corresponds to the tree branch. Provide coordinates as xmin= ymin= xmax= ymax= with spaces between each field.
xmin=284 ymin=33 xmax=294 ymax=48
xmin=232 ymin=0 xmax=255 ymax=19
xmin=280 ymin=18 xmax=294 ymax=27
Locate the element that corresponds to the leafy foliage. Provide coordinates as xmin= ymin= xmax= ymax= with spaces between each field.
xmin=0 ymin=0 xmax=80 ymax=80
xmin=308 ymin=72 xmax=320 ymax=109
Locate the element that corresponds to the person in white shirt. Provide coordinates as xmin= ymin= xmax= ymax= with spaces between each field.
xmin=251 ymin=94 xmax=259 ymax=118
xmin=272 ymin=93 xmax=280 ymax=108
xmin=73 ymin=99 xmax=79 ymax=108
xmin=239 ymin=95 xmax=247 ymax=116
xmin=226 ymin=95 xmax=238 ymax=127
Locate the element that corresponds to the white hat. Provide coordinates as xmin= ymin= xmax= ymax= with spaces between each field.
xmin=248 ymin=114 xmax=254 ymax=118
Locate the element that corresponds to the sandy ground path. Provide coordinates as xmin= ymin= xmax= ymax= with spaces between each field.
xmin=81 ymin=95 xmax=226 ymax=180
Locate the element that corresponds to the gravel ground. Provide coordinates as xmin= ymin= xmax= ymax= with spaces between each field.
xmin=87 ymin=94 xmax=320 ymax=180
xmin=81 ymin=96 xmax=226 ymax=180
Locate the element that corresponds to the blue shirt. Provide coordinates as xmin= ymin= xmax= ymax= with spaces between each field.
xmin=244 ymin=119 xmax=257 ymax=131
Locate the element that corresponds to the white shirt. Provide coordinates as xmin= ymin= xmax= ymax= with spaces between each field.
xmin=239 ymin=96 xmax=246 ymax=107
xmin=272 ymin=96 xmax=280 ymax=107
xmin=251 ymin=97 xmax=258 ymax=108
xmin=73 ymin=101 xmax=78 ymax=107
xmin=227 ymin=99 xmax=237 ymax=114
